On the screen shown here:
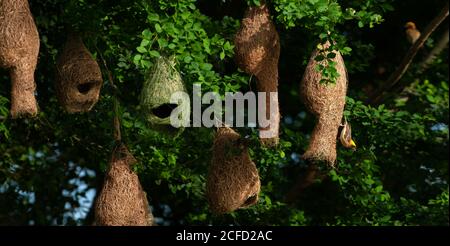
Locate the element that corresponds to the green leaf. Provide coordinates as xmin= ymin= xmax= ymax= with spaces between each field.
xmin=157 ymin=38 xmax=168 ymax=48
xmin=141 ymin=59 xmax=151 ymax=69
xmin=375 ymin=185 xmax=383 ymax=193
xmin=341 ymin=46 xmax=352 ymax=54
xmin=183 ymin=55 xmax=193 ymax=63
xmin=133 ymin=54 xmax=142 ymax=65
xmin=140 ymin=39 xmax=150 ymax=47
xmin=200 ymin=63 xmax=213 ymax=70
xmin=147 ymin=13 xmax=160 ymax=22
xmin=203 ymin=39 xmax=211 ymax=54
xmin=155 ymin=23 xmax=162 ymax=33
xmin=168 ymin=43 xmax=176 ymax=49
xmin=149 ymin=50 xmax=160 ymax=57
xmin=142 ymin=29 xmax=152 ymax=39
xmin=223 ymin=41 xmax=232 ymax=50
xmin=117 ymin=62 xmax=127 ymax=68
xmin=136 ymin=46 xmax=147 ymax=53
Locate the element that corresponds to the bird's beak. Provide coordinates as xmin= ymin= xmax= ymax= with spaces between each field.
xmin=350 ymin=139 xmax=356 ymax=148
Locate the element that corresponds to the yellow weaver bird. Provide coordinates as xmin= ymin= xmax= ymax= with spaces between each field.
xmin=405 ymin=21 xmax=421 ymax=44
xmin=339 ymin=119 xmax=356 ymax=149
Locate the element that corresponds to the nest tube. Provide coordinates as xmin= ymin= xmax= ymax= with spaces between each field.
xmin=206 ymin=127 xmax=261 ymax=214
xmin=139 ymin=55 xmax=189 ymax=136
xmin=234 ymin=2 xmax=281 ymax=146
xmin=256 ymin=62 xmax=280 ymax=147
xmin=55 ymin=33 xmax=103 ymax=113
xmin=300 ymin=42 xmax=348 ymax=166
xmin=0 ymin=0 xmax=40 ymax=118
xmin=94 ymin=143 xmax=154 ymax=226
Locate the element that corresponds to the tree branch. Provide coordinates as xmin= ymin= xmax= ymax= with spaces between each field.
xmin=96 ymin=47 xmax=122 ymax=143
xmin=418 ymin=28 xmax=449 ymax=73
xmin=367 ymin=2 xmax=449 ymax=105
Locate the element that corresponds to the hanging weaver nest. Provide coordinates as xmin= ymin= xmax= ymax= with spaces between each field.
xmin=94 ymin=144 xmax=154 ymax=226
xmin=234 ymin=2 xmax=281 ymax=147
xmin=0 ymin=0 xmax=40 ymax=118
xmin=139 ymin=55 xmax=189 ymax=136
xmin=300 ymin=42 xmax=348 ymax=166
xmin=55 ymin=33 xmax=103 ymax=113
xmin=206 ymin=127 xmax=261 ymax=214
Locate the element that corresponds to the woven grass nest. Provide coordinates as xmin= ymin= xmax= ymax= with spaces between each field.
xmin=139 ymin=55 xmax=189 ymax=136
xmin=234 ymin=2 xmax=280 ymax=147
xmin=300 ymin=42 xmax=348 ymax=166
xmin=94 ymin=143 xmax=154 ymax=226
xmin=0 ymin=0 xmax=40 ymax=118
xmin=206 ymin=127 xmax=261 ymax=214
xmin=55 ymin=33 xmax=103 ymax=113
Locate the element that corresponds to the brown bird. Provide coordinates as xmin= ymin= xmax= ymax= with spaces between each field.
xmin=405 ymin=21 xmax=421 ymax=44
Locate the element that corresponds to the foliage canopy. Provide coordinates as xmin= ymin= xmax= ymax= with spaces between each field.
xmin=0 ymin=0 xmax=448 ymax=225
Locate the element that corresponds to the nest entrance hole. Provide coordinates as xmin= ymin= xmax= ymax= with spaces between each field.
xmin=152 ymin=103 xmax=178 ymax=118
xmin=77 ymin=81 xmax=97 ymax=95
xmin=242 ymin=194 xmax=258 ymax=207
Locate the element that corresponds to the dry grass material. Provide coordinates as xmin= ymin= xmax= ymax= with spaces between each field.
xmin=206 ymin=127 xmax=261 ymax=214
xmin=55 ymin=33 xmax=103 ymax=113
xmin=139 ymin=56 xmax=189 ymax=136
xmin=94 ymin=144 xmax=154 ymax=226
xmin=0 ymin=0 xmax=40 ymax=118
xmin=234 ymin=2 xmax=280 ymax=146
xmin=257 ymin=67 xmax=280 ymax=147
xmin=300 ymin=42 xmax=348 ymax=166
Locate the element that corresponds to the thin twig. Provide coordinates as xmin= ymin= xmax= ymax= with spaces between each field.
xmin=95 ymin=46 xmax=122 ymax=143
xmin=418 ymin=28 xmax=449 ymax=73
xmin=367 ymin=2 xmax=449 ymax=105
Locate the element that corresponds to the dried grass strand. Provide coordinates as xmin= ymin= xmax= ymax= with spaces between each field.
xmin=0 ymin=0 xmax=40 ymax=118
xmin=94 ymin=144 xmax=154 ymax=226
xmin=206 ymin=127 xmax=261 ymax=214
xmin=300 ymin=42 xmax=348 ymax=166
